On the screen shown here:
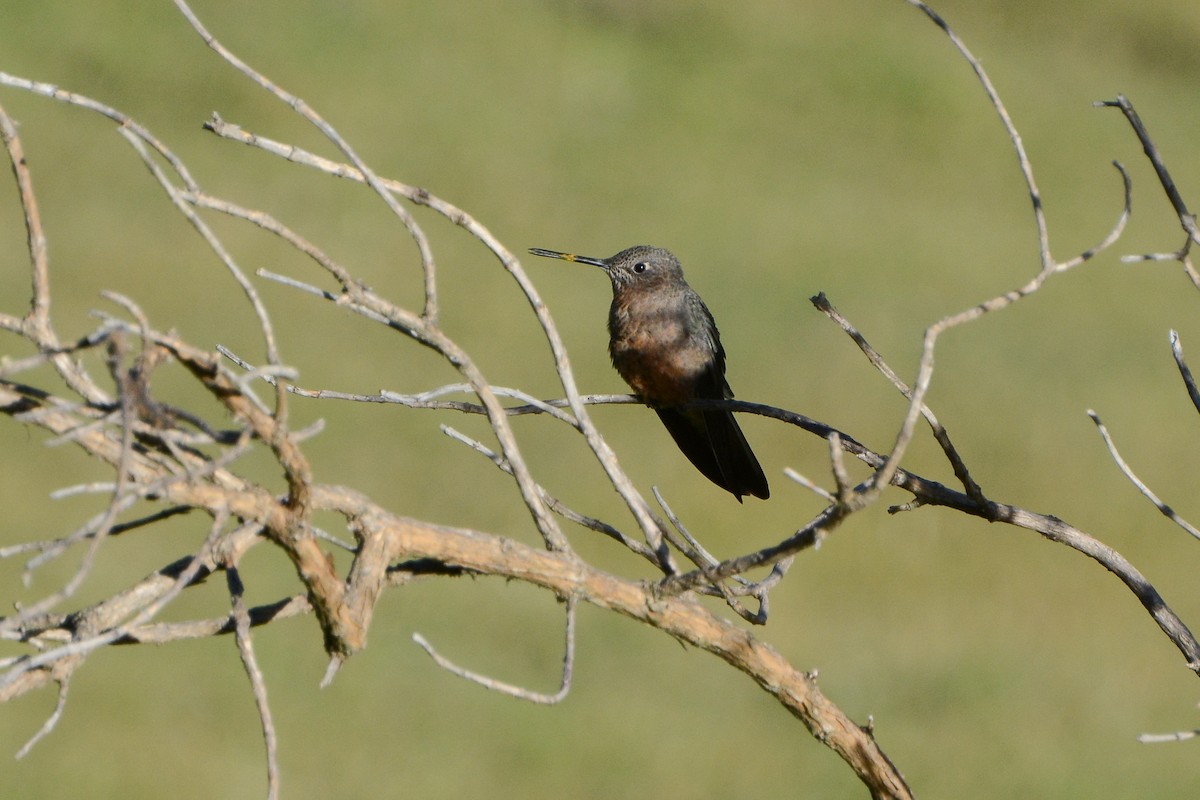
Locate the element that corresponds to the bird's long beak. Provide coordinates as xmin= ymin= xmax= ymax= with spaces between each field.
xmin=528 ymin=247 xmax=608 ymax=270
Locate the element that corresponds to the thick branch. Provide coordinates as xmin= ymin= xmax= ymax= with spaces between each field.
xmin=320 ymin=486 xmax=912 ymax=799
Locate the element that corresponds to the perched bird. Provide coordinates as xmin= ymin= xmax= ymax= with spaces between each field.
xmin=529 ymin=245 xmax=769 ymax=501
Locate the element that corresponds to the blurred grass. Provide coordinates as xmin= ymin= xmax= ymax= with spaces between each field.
xmin=4 ymin=0 xmax=1200 ymax=796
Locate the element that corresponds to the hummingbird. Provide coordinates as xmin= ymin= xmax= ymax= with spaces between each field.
xmin=529 ymin=245 xmax=769 ymax=501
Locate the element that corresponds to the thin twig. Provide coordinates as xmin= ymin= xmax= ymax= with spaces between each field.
xmin=412 ymin=595 xmax=578 ymax=705
xmin=0 ymin=97 xmax=107 ymax=403
xmin=656 ymin=503 xmax=846 ymax=598
xmin=1088 ymin=410 xmax=1200 ymax=541
xmin=226 ymin=565 xmax=279 ymax=800
xmin=1098 ymin=95 xmax=1197 ymax=244
xmin=812 ymin=292 xmax=987 ymax=504
xmin=439 ymin=425 xmax=660 ymax=563
xmin=783 ymin=467 xmax=836 ymax=504
xmin=1099 ymin=95 xmax=1200 ymax=289
xmin=14 ymin=679 xmax=68 ymax=759
xmin=828 ymin=432 xmax=852 ymax=507
xmin=115 ymin=129 xmax=285 ymax=415
xmin=1169 ymin=331 xmax=1200 ymax=418
xmin=652 ymin=488 xmax=766 ymax=624
xmin=905 ymin=0 xmax=1051 ymax=270
xmin=1139 ymin=728 xmax=1200 ymax=744
xmin=172 ymin=0 xmax=440 ymax=322
xmin=221 ymin=345 xmax=583 ymax=426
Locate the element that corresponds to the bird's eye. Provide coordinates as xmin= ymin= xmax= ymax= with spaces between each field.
xmin=633 ymin=262 xmax=648 ymax=274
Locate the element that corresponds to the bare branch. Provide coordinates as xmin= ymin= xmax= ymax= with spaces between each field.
xmin=1169 ymin=330 xmax=1200 ymax=418
xmin=783 ymin=467 xmax=836 ymax=504
xmin=905 ymin=0 xmax=1051 ymax=270
xmin=0 ymin=98 xmax=108 ymax=403
xmin=0 ymin=100 xmax=49 ymax=328
xmin=413 ymin=595 xmax=578 ymax=705
xmin=225 ymin=565 xmax=279 ymax=800
xmin=14 ymin=680 xmax=68 ymax=760
xmin=440 ymin=425 xmax=660 ymax=564
xmin=1140 ymin=728 xmax=1200 ymax=744
xmin=652 ymin=488 xmax=770 ymax=624
xmin=1089 ymin=410 xmax=1200 ymax=540
xmin=1098 ymin=95 xmax=1198 ymax=246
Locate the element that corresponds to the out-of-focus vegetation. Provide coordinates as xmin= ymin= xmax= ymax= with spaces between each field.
xmin=4 ymin=1 xmax=1200 ymax=796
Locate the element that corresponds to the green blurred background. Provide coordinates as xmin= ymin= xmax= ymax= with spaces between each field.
xmin=4 ymin=0 xmax=1200 ymax=796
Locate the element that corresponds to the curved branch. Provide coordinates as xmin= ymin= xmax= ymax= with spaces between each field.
xmin=321 ymin=486 xmax=912 ymax=799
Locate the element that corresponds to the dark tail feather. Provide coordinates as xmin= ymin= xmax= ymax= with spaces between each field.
xmin=655 ymin=407 xmax=770 ymax=501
